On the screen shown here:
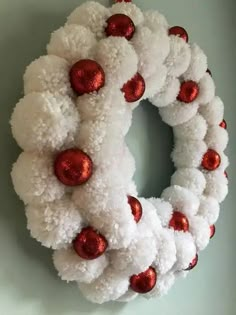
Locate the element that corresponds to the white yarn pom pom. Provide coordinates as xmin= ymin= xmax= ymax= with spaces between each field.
xmin=110 ymin=2 xmax=144 ymax=26
xmin=189 ymin=216 xmax=210 ymax=251
xmin=53 ymin=248 xmax=108 ymax=283
xmin=119 ymin=145 xmax=136 ymax=184
xmin=204 ymin=170 xmax=228 ymax=203
xmin=173 ymin=114 xmax=207 ymax=140
xmin=132 ymin=26 xmax=169 ymax=78
xmin=199 ymin=96 xmax=224 ymax=125
xmin=95 ymin=37 xmax=138 ymax=88
xmin=11 ymin=92 xmax=79 ymax=152
xmin=197 ymin=74 xmax=215 ymax=105
xmin=79 ymin=268 xmax=129 ymax=304
xmin=117 ymin=290 xmax=138 ymax=302
xmin=161 ymin=185 xmax=200 ymax=217
xmin=198 ymin=196 xmax=220 ymax=225
xmin=205 ymin=126 xmax=229 ymax=152
xmin=217 ymin=151 xmax=229 ymax=171
xmin=148 ymin=198 xmax=173 ymax=227
xmin=172 ymin=140 xmax=207 ymax=168
xmin=47 ymin=24 xmax=96 ymax=64
xmin=146 ymin=273 xmax=175 ymax=298
xmin=174 ymin=232 xmax=196 ymax=270
xmin=26 ymin=198 xmax=82 ymax=249
xmin=165 ymin=36 xmax=191 ymax=77
xmin=183 ymin=44 xmax=207 ymax=82
xmin=24 ymin=55 xmax=72 ymax=96
xmin=159 ymin=100 xmax=199 ymax=126
xmin=143 ymin=65 xmax=167 ymax=99
xmin=150 ymin=77 xmax=180 ymax=108
xmin=11 ymin=152 xmax=65 ymax=205
xmin=171 ymin=168 xmax=206 ymax=196
xmin=143 ymin=10 xmax=169 ymax=31
xmin=67 ymin=1 xmax=110 ymax=39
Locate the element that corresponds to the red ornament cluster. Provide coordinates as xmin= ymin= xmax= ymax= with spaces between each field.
xmin=130 ymin=267 xmax=157 ymax=293
xmin=121 ymin=73 xmax=146 ymax=102
xmin=177 ymin=80 xmax=199 ymax=103
xmin=105 ymin=14 xmax=135 ymax=40
xmin=73 ymin=227 xmax=108 ymax=260
xmin=201 ymin=149 xmax=221 ymax=171
xmin=54 ymin=149 xmax=93 ymax=186
xmin=185 ymin=254 xmax=198 ymax=271
xmin=169 ymin=211 xmax=189 ymax=232
xmin=219 ymin=119 xmax=227 ymax=129
xmin=169 ymin=26 xmax=189 ymax=42
xmin=210 ymin=225 xmax=216 ymax=239
xmin=128 ymin=196 xmax=143 ymax=223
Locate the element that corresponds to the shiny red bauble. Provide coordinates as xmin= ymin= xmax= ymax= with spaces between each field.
xmin=54 ymin=149 xmax=93 ymax=186
xmin=219 ymin=119 xmax=227 ymax=129
xmin=105 ymin=14 xmax=135 ymax=40
xmin=70 ymin=59 xmax=105 ymax=95
xmin=169 ymin=211 xmax=189 ymax=232
xmin=201 ymin=149 xmax=221 ymax=171
xmin=121 ymin=73 xmax=145 ymax=102
xmin=206 ymin=69 xmax=212 ymax=76
xmin=185 ymin=254 xmax=198 ymax=271
xmin=177 ymin=80 xmax=199 ymax=103
xmin=73 ymin=227 xmax=108 ymax=260
xmin=210 ymin=225 xmax=216 ymax=239
xmin=128 ymin=196 xmax=143 ymax=223
xmin=169 ymin=26 xmax=189 ymax=42
xmin=130 ymin=267 xmax=157 ymax=294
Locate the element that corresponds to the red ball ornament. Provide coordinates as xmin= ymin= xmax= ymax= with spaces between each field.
xmin=121 ymin=73 xmax=146 ymax=102
xmin=70 ymin=59 xmax=105 ymax=96
xmin=201 ymin=149 xmax=221 ymax=171
xmin=169 ymin=26 xmax=189 ymax=42
xmin=105 ymin=14 xmax=135 ymax=40
xmin=177 ymin=80 xmax=199 ymax=103
xmin=219 ymin=119 xmax=227 ymax=129
xmin=169 ymin=211 xmax=189 ymax=232
xmin=130 ymin=267 xmax=157 ymax=294
xmin=210 ymin=225 xmax=216 ymax=239
xmin=73 ymin=227 xmax=108 ymax=260
xmin=206 ymin=69 xmax=212 ymax=76
xmin=54 ymin=149 xmax=93 ymax=186
xmin=185 ymin=254 xmax=198 ymax=271
xmin=128 ymin=196 xmax=143 ymax=223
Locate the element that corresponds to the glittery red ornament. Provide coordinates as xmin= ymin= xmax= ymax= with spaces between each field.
xmin=201 ymin=149 xmax=221 ymax=171
xmin=121 ymin=73 xmax=145 ymax=102
xmin=177 ymin=81 xmax=199 ymax=103
xmin=169 ymin=211 xmax=189 ymax=232
xmin=185 ymin=254 xmax=198 ymax=271
xmin=73 ymin=227 xmax=108 ymax=260
xmin=210 ymin=225 xmax=216 ymax=239
xmin=224 ymin=171 xmax=228 ymax=179
xmin=128 ymin=196 xmax=143 ymax=223
xmin=206 ymin=69 xmax=212 ymax=76
xmin=105 ymin=14 xmax=135 ymax=40
xmin=70 ymin=59 xmax=105 ymax=96
xmin=130 ymin=267 xmax=157 ymax=294
xmin=219 ymin=119 xmax=227 ymax=129
xmin=169 ymin=26 xmax=189 ymax=42
xmin=54 ymin=149 xmax=93 ymax=186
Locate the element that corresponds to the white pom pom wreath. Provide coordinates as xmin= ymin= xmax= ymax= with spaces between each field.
xmin=11 ymin=1 xmax=229 ymax=304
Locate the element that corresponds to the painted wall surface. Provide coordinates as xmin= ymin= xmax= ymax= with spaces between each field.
xmin=0 ymin=0 xmax=235 ymax=314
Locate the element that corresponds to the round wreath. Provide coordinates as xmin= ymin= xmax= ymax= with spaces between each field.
xmin=10 ymin=0 xmax=229 ymax=304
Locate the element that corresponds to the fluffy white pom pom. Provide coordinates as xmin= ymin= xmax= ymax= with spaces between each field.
xmin=198 ymin=196 xmax=220 ymax=225
xmin=173 ymin=114 xmax=207 ymax=140
xmin=26 ymin=198 xmax=82 ymax=249
xmin=204 ymin=170 xmax=228 ymax=203
xmin=197 ymin=74 xmax=215 ymax=105
xmin=199 ymin=96 xmax=224 ymax=125
xmin=143 ymin=65 xmax=167 ymax=99
xmin=110 ymin=2 xmax=144 ymax=26
xmin=146 ymin=273 xmax=175 ymax=298
xmin=53 ymin=248 xmax=108 ymax=283
xmin=143 ymin=10 xmax=169 ymax=31
xmin=117 ymin=290 xmax=138 ymax=302
xmin=172 ymin=140 xmax=207 ymax=168
xmin=24 ymin=55 xmax=72 ymax=96
xmin=205 ymin=126 xmax=229 ymax=152
xmin=11 ymin=152 xmax=65 ymax=205
xmin=11 ymin=92 xmax=79 ymax=152
xmin=217 ymin=151 xmax=229 ymax=172
xmin=47 ymin=24 xmax=96 ymax=64
xmin=67 ymin=1 xmax=110 ymax=39
xmin=148 ymin=198 xmax=173 ymax=227
xmin=171 ymin=168 xmax=206 ymax=196
xmin=174 ymin=232 xmax=196 ymax=270
xmin=95 ymin=37 xmax=138 ymax=87
xmin=183 ymin=44 xmax=207 ymax=82
xmin=79 ymin=268 xmax=129 ymax=304
xmin=189 ymin=216 xmax=210 ymax=251
xmin=161 ymin=185 xmax=200 ymax=217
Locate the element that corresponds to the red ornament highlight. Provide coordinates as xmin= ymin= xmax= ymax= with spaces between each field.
xmin=70 ymin=59 xmax=105 ymax=96
xmin=121 ymin=73 xmax=145 ymax=102
xmin=128 ymin=196 xmax=143 ymax=223
xmin=54 ymin=149 xmax=93 ymax=186
xmin=169 ymin=26 xmax=189 ymax=42
xmin=177 ymin=80 xmax=199 ymax=103
xmin=201 ymin=149 xmax=221 ymax=171
xmin=169 ymin=211 xmax=189 ymax=232
xmin=105 ymin=14 xmax=135 ymax=40
xmin=219 ymin=119 xmax=227 ymax=129
xmin=210 ymin=225 xmax=216 ymax=239
xmin=185 ymin=254 xmax=198 ymax=271
xmin=73 ymin=227 xmax=108 ymax=260
xmin=130 ymin=267 xmax=157 ymax=294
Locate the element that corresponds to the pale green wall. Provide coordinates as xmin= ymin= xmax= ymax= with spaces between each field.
xmin=0 ymin=0 xmax=235 ymax=314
